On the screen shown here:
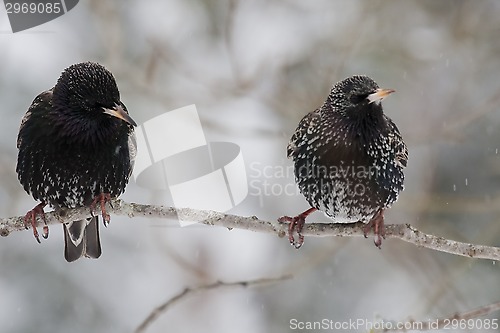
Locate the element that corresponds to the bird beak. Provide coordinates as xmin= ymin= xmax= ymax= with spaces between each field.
xmin=103 ymin=104 xmax=137 ymax=127
xmin=367 ymin=88 xmax=395 ymax=104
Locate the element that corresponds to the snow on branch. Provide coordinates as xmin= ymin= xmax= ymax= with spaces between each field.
xmin=1 ymin=199 xmax=499 ymax=261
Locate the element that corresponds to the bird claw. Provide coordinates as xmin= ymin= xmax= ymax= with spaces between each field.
xmin=23 ymin=203 xmax=48 ymax=243
xmin=363 ymin=209 xmax=386 ymax=249
xmin=90 ymin=193 xmax=112 ymax=226
xmin=295 ymin=231 xmax=305 ymax=249
xmin=42 ymin=225 xmax=49 ymax=239
xmin=278 ymin=208 xmax=317 ymax=249
xmin=278 ymin=215 xmax=305 ymax=249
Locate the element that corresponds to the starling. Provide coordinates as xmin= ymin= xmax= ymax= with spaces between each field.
xmin=279 ymin=75 xmax=407 ymax=248
xmin=16 ymin=62 xmax=137 ymax=262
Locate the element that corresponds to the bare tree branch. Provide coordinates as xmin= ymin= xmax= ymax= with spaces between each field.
xmin=135 ymin=275 xmax=293 ymax=333
xmin=1 ymin=199 xmax=499 ymax=261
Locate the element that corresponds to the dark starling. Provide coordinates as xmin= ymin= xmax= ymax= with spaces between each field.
xmin=279 ymin=75 xmax=407 ymax=248
xmin=16 ymin=62 xmax=137 ymax=262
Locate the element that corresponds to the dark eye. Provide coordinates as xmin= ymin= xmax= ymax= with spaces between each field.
xmin=350 ymin=93 xmax=368 ymax=104
xmin=94 ymin=101 xmax=112 ymax=109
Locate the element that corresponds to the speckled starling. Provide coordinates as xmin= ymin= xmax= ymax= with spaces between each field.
xmin=279 ymin=75 xmax=407 ymax=248
xmin=16 ymin=62 xmax=137 ymax=262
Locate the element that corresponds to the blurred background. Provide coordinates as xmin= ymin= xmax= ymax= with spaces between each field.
xmin=1 ymin=0 xmax=500 ymax=332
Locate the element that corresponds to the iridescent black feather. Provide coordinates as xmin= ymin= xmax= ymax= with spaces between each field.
xmin=282 ymin=75 xmax=407 ymax=248
xmin=16 ymin=62 xmax=136 ymax=262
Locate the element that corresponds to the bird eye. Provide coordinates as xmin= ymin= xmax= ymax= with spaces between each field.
xmin=94 ymin=101 xmax=112 ymax=110
xmin=350 ymin=94 xmax=368 ymax=104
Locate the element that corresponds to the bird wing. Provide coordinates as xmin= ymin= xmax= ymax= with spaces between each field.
xmin=386 ymin=118 xmax=408 ymax=168
xmin=17 ymin=89 xmax=54 ymax=149
xmin=127 ymin=132 xmax=137 ymax=178
xmin=286 ymin=109 xmax=321 ymax=159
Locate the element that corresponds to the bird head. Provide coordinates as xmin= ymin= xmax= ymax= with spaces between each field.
xmin=53 ymin=62 xmax=136 ymax=127
xmin=327 ymin=75 xmax=394 ymax=116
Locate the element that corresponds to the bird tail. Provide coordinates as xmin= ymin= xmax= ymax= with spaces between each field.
xmin=63 ymin=216 xmax=102 ymax=262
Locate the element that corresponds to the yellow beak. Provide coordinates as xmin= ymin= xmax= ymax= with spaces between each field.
xmin=103 ymin=104 xmax=137 ymax=127
xmin=367 ymin=88 xmax=395 ymax=104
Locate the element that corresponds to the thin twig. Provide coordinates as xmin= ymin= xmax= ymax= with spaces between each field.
xmin=135 ymin=275 xmax=292 ymax=333
xmin=2 ymin=199 xmax=500 ymax=261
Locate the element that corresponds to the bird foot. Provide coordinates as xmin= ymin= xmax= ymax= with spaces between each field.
xmin=90 ymin=193 xmax=112 ymax=226
xmin=363 ymin=209 xmax=386 ymax=248
xmin=278 ymin=208 xmax=317 ymax=249
xmin=278 ymin=215 xmax=305 ymax=249
xmin=24 ymin=202 xmax=48 ymax=243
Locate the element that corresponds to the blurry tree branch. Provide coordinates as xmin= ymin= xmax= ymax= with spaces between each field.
xmin=1 ymin=199 xmax=499 ymax=261
xmin=135 ymin=274 xmax=292 ymax=333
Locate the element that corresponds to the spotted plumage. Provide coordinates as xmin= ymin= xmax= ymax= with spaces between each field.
xmin=280 ymin=75 xmax=407 ymax=248
xmin=16 ymin=62 xmax=137 ymax=262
